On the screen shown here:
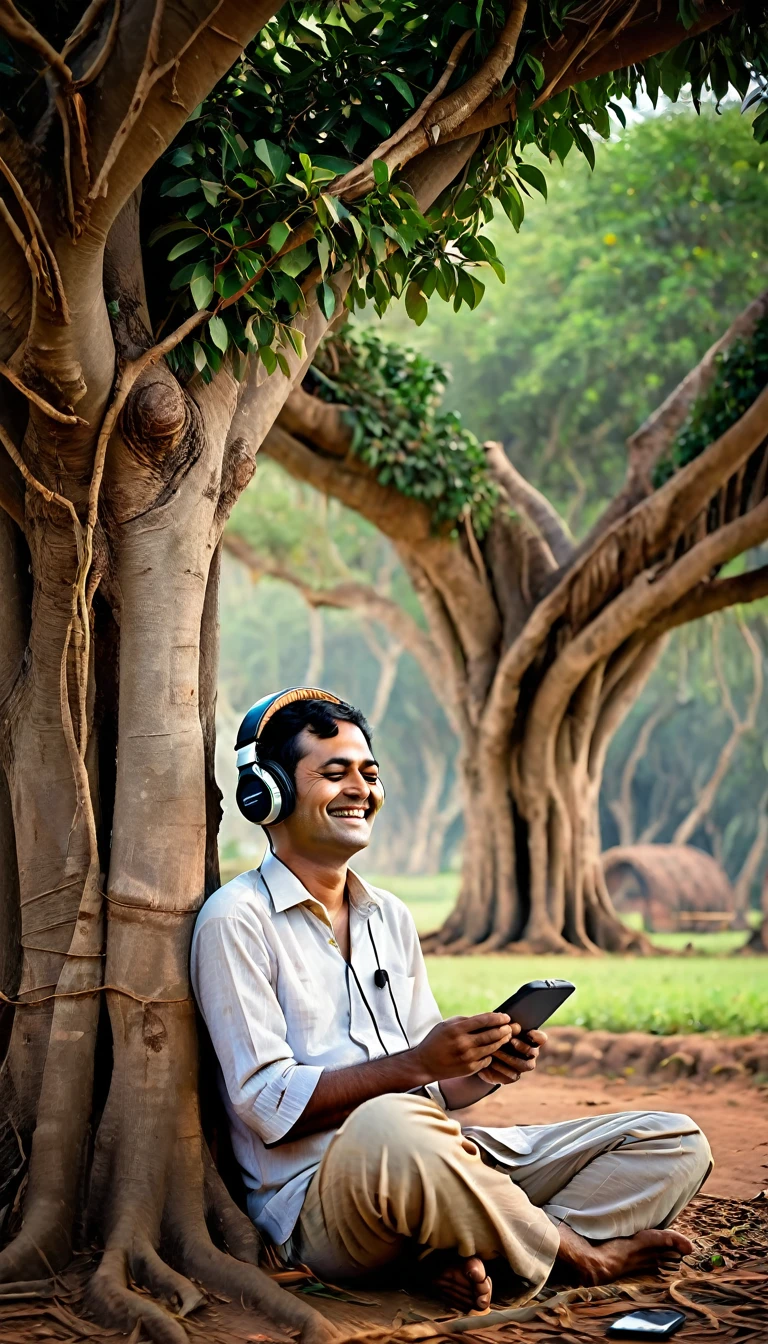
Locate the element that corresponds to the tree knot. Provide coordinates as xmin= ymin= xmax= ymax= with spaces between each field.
xmin=120 ymin=378 xmax=189 ymax=467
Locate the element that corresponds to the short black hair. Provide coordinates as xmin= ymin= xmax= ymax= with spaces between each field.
xmin=257 ymin=697 xmax=373 ymax=785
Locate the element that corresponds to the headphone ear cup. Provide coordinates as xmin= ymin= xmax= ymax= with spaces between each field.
xmin=264 ymin=760 xmax=296 ymax=822
xmin=236 ymin=761 xmax=295 ymax=825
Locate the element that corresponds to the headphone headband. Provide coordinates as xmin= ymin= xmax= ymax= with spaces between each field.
xmin=235 ymin=686 xmax=342 ymax=754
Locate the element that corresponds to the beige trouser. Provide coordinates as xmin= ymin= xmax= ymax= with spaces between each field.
xmin=293 ymin=1093 xmax=712 ymax=1304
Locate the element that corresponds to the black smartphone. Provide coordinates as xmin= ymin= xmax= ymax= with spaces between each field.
xmin=606 ymin=1309 xmax=685 ymax=1339
xmin=493 ymin=979 xmax=575 ymax=1055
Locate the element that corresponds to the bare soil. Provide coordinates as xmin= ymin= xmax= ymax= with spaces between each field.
xmin=1 ymin=1068 xmax=766 ymax=1344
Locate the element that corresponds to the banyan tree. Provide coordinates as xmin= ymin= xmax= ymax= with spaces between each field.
xmin=259 ymin=293 xmax=768 ymax=955
xmin=0 ymin=0 xmax=767 ymax=1336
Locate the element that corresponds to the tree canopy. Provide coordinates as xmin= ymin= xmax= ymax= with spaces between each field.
xmin=378 ymin=102 xmax=768 ymax=519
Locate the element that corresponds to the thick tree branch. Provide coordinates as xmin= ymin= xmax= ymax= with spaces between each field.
xmin=485 ymin=439 xmax=574 ymax=566
xmin=575 ymin=288 xmax=768 ymax=555
xmin=514 ymin=493 xmax=768 ymax=804
xmin=88 ymin=2 xmax=287 ymax=232
xmin=485 ymin=372 xmax=768 ymax=744
xmin=457 ymin=0 xmax=741 ymax=141
xmin=643 ymin=564 xmax=768 ymax=640
xmin=261 ymin=420 xmax=501 ymax=683
xmin=222 ymin=530 xmax=450 ymax=705
xmin=332 ymin=0 xmax=528 ymax=199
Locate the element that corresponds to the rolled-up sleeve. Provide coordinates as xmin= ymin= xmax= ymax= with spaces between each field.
xmin=191 ymin=910 xmax=323 ymax=1145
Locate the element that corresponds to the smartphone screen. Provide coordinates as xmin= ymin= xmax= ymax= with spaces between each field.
xmin=607 ymin=1309 xmax=685 ymax=1338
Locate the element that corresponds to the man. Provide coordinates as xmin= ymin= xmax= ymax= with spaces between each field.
xmin=192 ymin=689 xmax=711 ymax=1312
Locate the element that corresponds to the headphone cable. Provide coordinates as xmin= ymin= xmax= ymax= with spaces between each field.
xmin=259 ymin=865 xmax=394 ymax=1057
xmin=367 ymin=921 xmax=411 ymax=1048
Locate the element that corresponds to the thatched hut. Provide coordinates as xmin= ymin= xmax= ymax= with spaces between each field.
xmin=602 ymin=843 xmax=734 ymax=933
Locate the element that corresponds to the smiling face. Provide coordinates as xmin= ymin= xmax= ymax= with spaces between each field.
xmin=270 ymin=718 xmax=384 ymax=863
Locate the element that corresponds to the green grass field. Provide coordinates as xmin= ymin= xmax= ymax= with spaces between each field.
xmin=362 ymin=873 xmax=767 ymax=1036
xmin=218 ymin=864 xmax=766 ymax=1035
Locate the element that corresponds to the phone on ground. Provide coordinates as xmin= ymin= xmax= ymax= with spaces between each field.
xmin=493 ymin=978 xmax=575 ymax=1055
xmin=606 ymin=1308 xmax=686 ymax=1338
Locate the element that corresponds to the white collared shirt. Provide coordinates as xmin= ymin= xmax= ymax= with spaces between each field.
xmin=190 ymin=850 xmax=444 ymax=1246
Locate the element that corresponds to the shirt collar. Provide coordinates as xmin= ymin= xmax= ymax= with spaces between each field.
xmin=259 ymin=850 xmax=382 ymax=919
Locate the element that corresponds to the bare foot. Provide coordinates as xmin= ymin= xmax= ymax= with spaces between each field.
xmin=429 ymin=1254 xmax=492 ymax=1312
xmin=557 ymin=1223 xmax=694 ymax=1285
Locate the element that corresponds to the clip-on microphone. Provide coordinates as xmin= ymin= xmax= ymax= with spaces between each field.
xmin=374 ymin=968 xmax=389 ymax=989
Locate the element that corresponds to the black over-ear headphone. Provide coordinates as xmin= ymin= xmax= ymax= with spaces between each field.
xmin=235 ymin=686 xmax=342 ymax=826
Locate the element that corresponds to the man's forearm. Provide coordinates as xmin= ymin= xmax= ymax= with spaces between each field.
xmin=439 ymin=1075 xmax=498 ymax=1110
xmin=281 ymin=1048 xmax=430 ymax=1141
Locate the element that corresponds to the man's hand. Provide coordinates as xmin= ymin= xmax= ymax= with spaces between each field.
xmin=477 ymin=1026 xmax=547 ymax=1086
xmin=413 ymin=1013 xmax=514 ymax=1081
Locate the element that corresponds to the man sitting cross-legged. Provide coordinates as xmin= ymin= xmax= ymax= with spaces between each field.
xmin=191 ymin=688 xmax=712 ymax=1312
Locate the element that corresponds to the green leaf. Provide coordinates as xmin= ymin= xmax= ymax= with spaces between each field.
xmin=192 ymin=341 xmax=207 ymax=373
xmin=190 ymin=272 xmax=214 ymax=309
xmin=149 ymin=220 xmax=197 ymax=245
xmin=259 ymin=344 xmax=278 ymax=375
xmin=167 ymin=233 xmax=203 ymax=261
xmin=380 ymin=71 xmax=415 ymax=105
xmin=517 ymin=163 xmax=547 ymax=199
xmin=272 ymin=272 xmax=303 ymax=307
xmin=524 ymin=54 xmax=545 ymax=89
xmin=285 ymin=326 xmax=306 ymax=359
xmin=312 ymin=154 xmax=355 ymax=175
xmin=499 ymin=182 xmax=524 ymax=231
xmin=316 ymin=231 xmax=330 ymax=274
xmin=347 ymin=214 xmax=364 ymax=247
xmin=552 ymin=121 xmax=574 ymax=165
xmin=316 ymin=280 xmax=337 ymax=320
xmin=405 ymin=281 xmax=428 ymax=326
xmin=571 ymin=124 xmax=595 ymax=170
xmin=208 ymin=315 xmax=229 ymax=352
xmin=454 ymin=187 xmax=477 ymax=220
xmin=164 ymin=178 xmax=200 ymax=198
xmin=277 ymin=244 xmax=312 ymax=277
xmin=253 ymin=138 xmax=291 ymax=182
xmin=268 ymin=220 xmax=291 ymax=254
xmin=369 ymin=227 xmax=387 ymax=264
xmin=373 ymin=159 xmax=390 ymax=191
xmin=591 ymin=106 xmax=611 ymax=140
xmin=200 ymin=179 xmax=222 ymax=205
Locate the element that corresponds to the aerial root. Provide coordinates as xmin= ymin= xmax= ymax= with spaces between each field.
xmin=175 ymin=1235 xmax=340 ymax=1343
xmin=0 ymin=1278 xmax=57 ymax=1296
xmin=0 ymin=1215 xmax=69 ymax=1285
xmin=130 ymin=1244 xmax=204 ymax=1317
xmin=202 ymin=1147 xmax=261 ymax=1266
xmin=86 ymin=1247 xmax=190 ymax=1344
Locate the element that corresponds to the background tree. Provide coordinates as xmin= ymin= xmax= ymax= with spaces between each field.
xmin=603 ymin=613 xmax=768 ymax=914
xmin=261 ymin=289 xmax=768 ymax=955
xmin=220 ymin=470 xmax=460 ymax=873
xmin=6 ymin=1 xmax=759 ymax=1333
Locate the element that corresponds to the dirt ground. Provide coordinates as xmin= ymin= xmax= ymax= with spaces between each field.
xmin=1 ymin=1071 xmax=767 ymax=1344
xmin=458 ymin=1071 xmax=768 ymax=1201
